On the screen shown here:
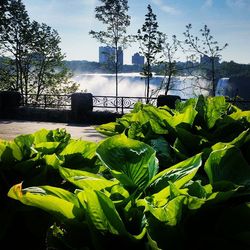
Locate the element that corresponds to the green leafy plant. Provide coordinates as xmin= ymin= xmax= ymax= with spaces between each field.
xmin=2 ymin=95 xmax=250 ymax=249
xmin=6 ymin=129 xmax=250 ymax=249
xmin=97 ymin=95 xmax=250 ymax=169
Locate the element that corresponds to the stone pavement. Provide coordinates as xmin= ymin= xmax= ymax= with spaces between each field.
xmin=0 ymin=119 xmax=106 ymax=142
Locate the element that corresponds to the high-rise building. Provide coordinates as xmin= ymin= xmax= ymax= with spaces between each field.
xmin=200 ymin=55 xmax=219 ymax=65
xmin=99 ymin=46 xmax=123 ymax=65
xmin=132 ymin=53 xmax=144 ymax=65
xmin=117 ymin=47 xmax=123 ymax=66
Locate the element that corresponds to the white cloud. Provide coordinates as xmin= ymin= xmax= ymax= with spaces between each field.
xmin=151 ymin=0 xmax=181 ymax=15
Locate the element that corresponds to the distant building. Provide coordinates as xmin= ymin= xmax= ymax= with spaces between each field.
xmin=99 ymin=46 xmax=113 ymax=63
xmin=132 ymin=53 xmax=144 ymax=65
xmin=200 ymin=55 xmax=219 ymax=65
xmin=117 ymin=47 xmax=123 ymax=66
xmin=99 ymin=46 xmax=123 ymax=65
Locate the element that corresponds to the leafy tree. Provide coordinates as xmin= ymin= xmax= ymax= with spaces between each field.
xmin=0 ymin=0 xmax=30 ymax=95
xmin=0 ymin=0 xmax=78 ymax=104
xmin=89 ymin=0 xmax=131 ymax=110
xmin=219 ymin=60 xmax=250 ymax=78
xmin=136 ymin=4 xmax=163 ymax=103
xmin=183 ymin=24 xmax=228 ymax=96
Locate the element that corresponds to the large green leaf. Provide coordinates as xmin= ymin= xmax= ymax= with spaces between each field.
xmin=0 ymin=140 xmax=22 ymax=164
xmin=132 ymin=107 xmax=170 ymax=135
xmin=195 ymin=95 xmax=229 ymax=129
xmin=33 ymin=128 xmax=51 ymax=144
xmin=145 ymin=195 xmax=186 ymax=225
xmin=60 ymin=140 xmax=97 ymax=158
xmin=14 ymin=134 xmax=34 ymax=159
xmin=35 ymin=142 xmax=60 ymax=154
xmin=77 ymin=189 xmax=128 ymax=235
xmin=43 ymin=154 xmax=62 ymax=169
xmin=96 ymin=134 xmax=158 ymax=191
xmin=204 ymin=145 xmax=250 ymax=185
xmin=96 ymin=122 xmax=121 ymax=136
xmin=59 ymin=167 xmax=119 ymax=190
xmin=229 ymin=110 xmax=250 ymax=123
xmin=171 ymin=103 xmax=198 ymax=127
xmin=60 ymin=140 xmax=97 ymax=168
xmin=8 ymin=183 xmax=83 ymax=221
xmin=149 ymin=153 xmax=202 ymax=193
xmin=148 ymin=137 xmax=176 ymax=168
xmin=209 ymin=128 xmax=250 ymax=154
xmin=175 ymin=126 xmax=209 ymax=155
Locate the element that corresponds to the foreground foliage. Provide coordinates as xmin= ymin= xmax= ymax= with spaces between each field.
xmin=1 ymin=95 xmax=250 ymax=249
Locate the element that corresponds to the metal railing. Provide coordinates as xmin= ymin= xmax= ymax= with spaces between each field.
xmin=19 ymin=94 xmax=250 ymax=113
xmin=93 ymin=96 xmax=157 ymax=113
xmin=20 ymin=94 xmax=71 ymax=110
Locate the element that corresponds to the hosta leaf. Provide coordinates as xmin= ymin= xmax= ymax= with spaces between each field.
xmin=171 ymin=104 xmax=198 ymax=127
xmin=59 ymin=167 xmax=119 ymax=190
xmin=79 ymin=189 xmax=127 ymax=235
xmin=33 ymin=128 xmax=51 ymax=144
xmin=0 ymin=140 xmax=22 ymax=163
xmin=145 ymin=195 xmax=185 ymax=225
xmin=35 ymin=142 xmax=60 ymax=154
xmin=148 ymin=137 xmax=175 ymax=168
xmin=8 ymin=183 xmax=83 ymax=221
xmin=96 ymin=122 xmax=121 ymax=136
xmin=204 ymin=145 xmax=250 ymax=185
xmin=195 ymin=95 xmax=229 ymax=129
xmin=149 ymin=153 xmax=202 ymax=193
xmin=96 ymin=134 xmax=158 ymax=191
xmin=43 ymin=154 xmax=62 ymax=169
xmin=14 ymin=134 xmax=34 ymax=158
xmin=60 ymin=140 xmax=97 ymax=168
xmin=229 ymin=110 xmax=250 ymax=123
xmin=60 ymin=140 xmax=97 ymax=158
xmin=133 ymin=106 xmax=171 ymax=135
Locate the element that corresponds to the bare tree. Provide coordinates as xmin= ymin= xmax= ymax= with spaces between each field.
xmin=183 ymin=24 xmax=228 ymax=96
xmin=158 ymin=34 xmax=180 ymax=95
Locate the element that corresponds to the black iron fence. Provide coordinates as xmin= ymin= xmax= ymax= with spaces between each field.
xmin=93 ymin=96 xmax=157 ymax=113
xmin=19 ymin=93 xmax=250 ymax=113
xmin=19 ymin=94 xmax=158 ymax=113
xmin=20 ymin=94 xmax=71 ymax=110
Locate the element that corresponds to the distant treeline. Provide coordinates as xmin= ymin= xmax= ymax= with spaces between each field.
xmin=64 ymin=59 xmax=250 ymax=78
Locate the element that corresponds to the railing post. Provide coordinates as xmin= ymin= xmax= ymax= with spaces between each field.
xmin=44 ymin=95 xmax=47 ymax=109
xmin=121 ymin=97 xmax=124 ymax=114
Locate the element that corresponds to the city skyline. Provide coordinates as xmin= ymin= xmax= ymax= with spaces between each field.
xmin=22 ymin=0 xmax=250 ymax=65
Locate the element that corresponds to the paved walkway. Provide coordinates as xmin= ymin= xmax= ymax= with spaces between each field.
xmin=0 ymin=119 xmax=106 ymax=142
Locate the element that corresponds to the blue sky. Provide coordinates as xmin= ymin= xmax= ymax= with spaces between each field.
xmin=22 ymin=0 xmax=250 ymax=64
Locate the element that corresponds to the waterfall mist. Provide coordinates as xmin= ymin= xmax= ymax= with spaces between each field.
xmin=72 ymin=73 xmax=211 ymax=99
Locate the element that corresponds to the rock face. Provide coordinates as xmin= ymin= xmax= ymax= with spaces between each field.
xmin=216 ymin=77 xmax=250 ymax=100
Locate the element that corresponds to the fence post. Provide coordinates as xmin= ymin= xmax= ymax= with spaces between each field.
xmin=71 ymin=93 xmax=93 ymax=121
xmin=0 ymin=91 xmax=21 ymax=117
xmin=44 ymin=95 xmax=47 ymax=109
xmin=121 ymin=97 xmax=124 ymax=114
